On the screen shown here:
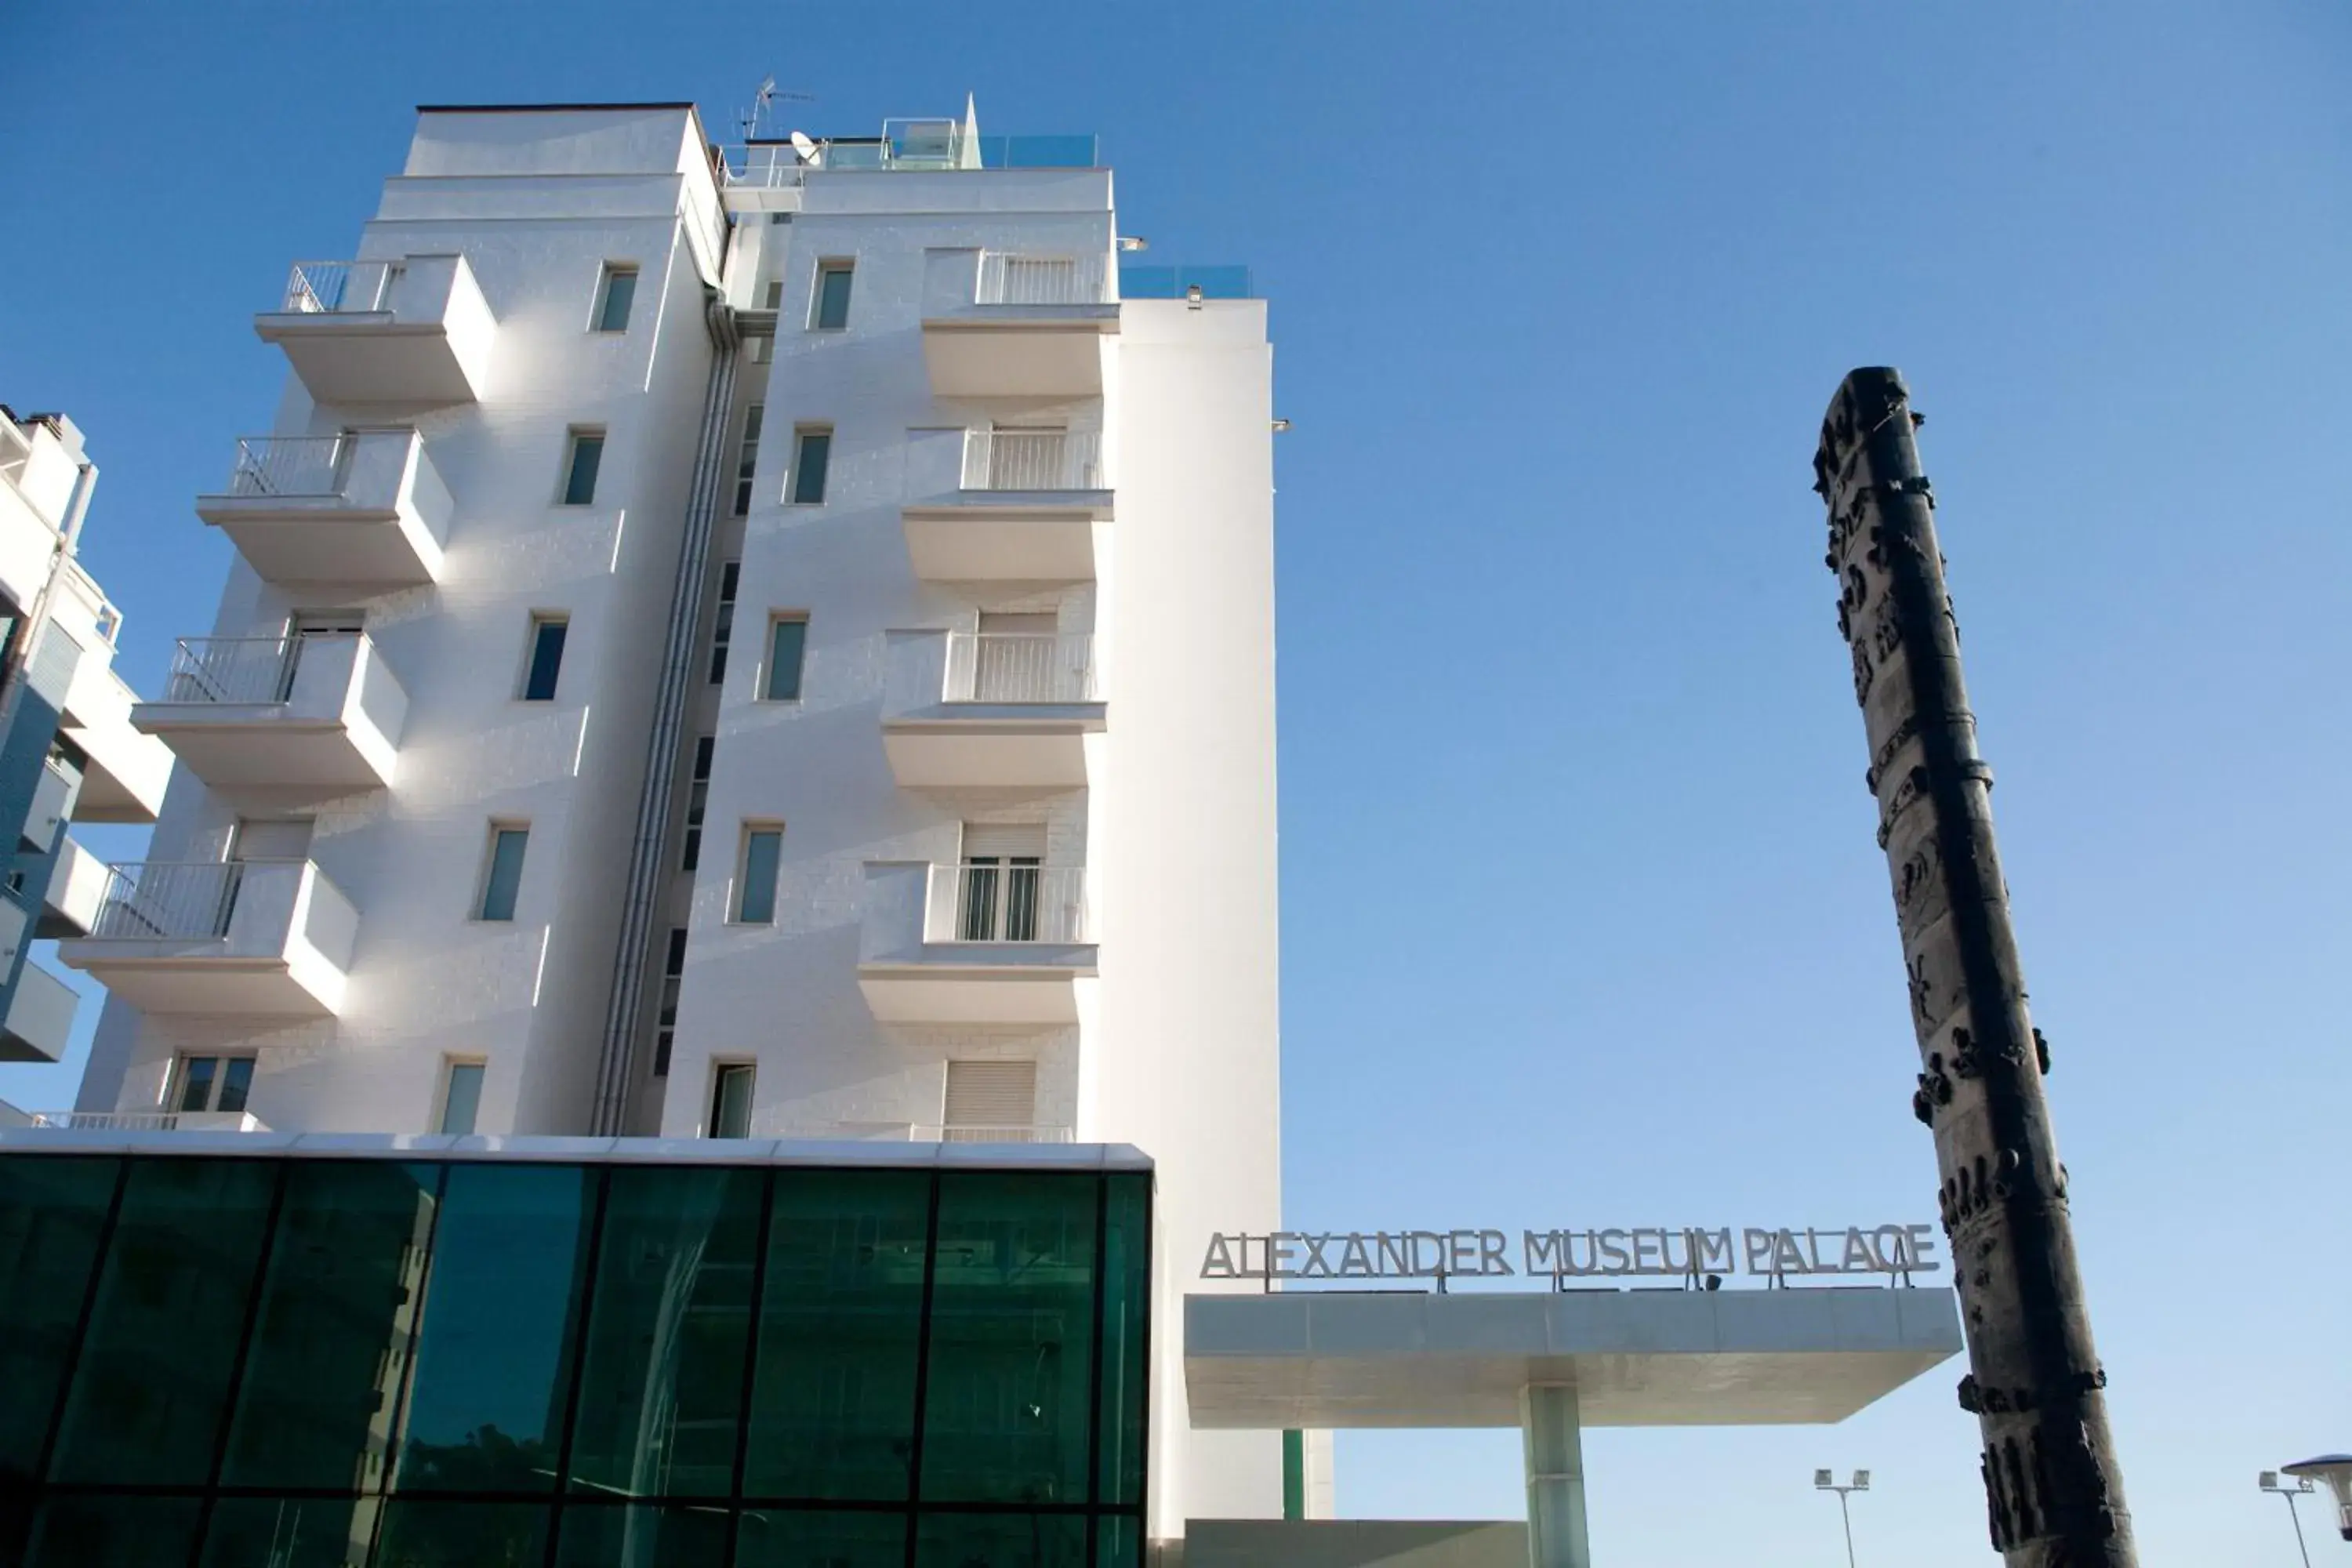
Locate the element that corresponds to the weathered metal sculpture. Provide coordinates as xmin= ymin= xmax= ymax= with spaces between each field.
xmin=1813 ymin=368 xmax=2136 ymax=1565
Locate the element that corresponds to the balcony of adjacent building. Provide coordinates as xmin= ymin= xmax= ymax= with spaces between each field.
xmin=132 ymin=633 xmax=408 ymax=806
xmin=57 ymin=857 xmax=357 ymax=1017
xmin=197 ymin=430 xmax=452 ymax=586
xmin=902 ymin=429 xmax=1112 ymax=582
xmin=1 ymin=963 xmax=78 ymax=1064
xmin=882 ymin=630 xmax=1102 ymax=789
xmin=858 ymin=859 xmax=1095 ymax=1024
xmin=922 ymin=251 xmax=1118 ymax=398
xmin=254 ymin=256 xmax=496 ymax=406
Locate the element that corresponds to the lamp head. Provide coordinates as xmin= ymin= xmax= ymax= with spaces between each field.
xmin=1851 ymin=1470 xmax=1871 ymax=1491
xmin=1813 ymin=1469 xmax=1834 ymax=1490
xmin=2282 ymin=1455 xmax=2352 ymax=1540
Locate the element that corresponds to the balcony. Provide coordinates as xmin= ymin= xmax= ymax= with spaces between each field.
xmin=858 ymin=861 xmax=1095 ymax=1024
xmin=22 ymin=1110 xmax=269 ymax=1133
xmin=1 ymin=964 xmax=78 ymax=1064
xmin=38 ymin=834 xmax=108 ymax=938
xmin=57 ymin=858 xmax=358 ymax=1017
xmin=902 ymin=430 xmax=1111 ymax=581
xmin=254 ymin=256 xmax=495 ymax=406
xmin=197 ymin=431 xmax=452 ymax=586
xmin=923 ymin=252 xmax=1118 ymax=397
xmin=133 ymin=634 xmax=408 ymax=805
xmin=883 ymin=632 xmax=1102 ymax=789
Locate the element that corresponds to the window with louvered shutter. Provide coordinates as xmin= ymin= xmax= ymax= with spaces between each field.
xmin=943 ymin=1060 xmax=1036 ymax=1142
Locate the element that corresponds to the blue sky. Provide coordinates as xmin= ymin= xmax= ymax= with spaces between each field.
xmin=3 ymin=2 xmax=2348 ymax=1561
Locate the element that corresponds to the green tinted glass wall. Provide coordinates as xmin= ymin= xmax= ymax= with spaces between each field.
xmin=0 ymin=1152 xmax=1150 ymax=1568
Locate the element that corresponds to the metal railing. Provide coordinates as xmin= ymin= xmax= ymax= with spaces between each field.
xmin=944 ymin=633 xmax=1097 ymax=704
xmin=86 ymin=861 xmax=252 ymax=942
xmin=162 ymin=637 xmax=313 ymax=706
xmin=227 ymin=435 xmax=350 ymax=498
xmin=25 ymin=1110 xmax=267 ymax=1133
xmin=913 ymin=1123 xmax=1076 ymax=1144
xmin=976 ymin=252 xmax=1111 ymax=306
xmin=720 ymin=129 xmax=1096 ymax=186
xmin=928 ymin=862 xmax=1089 ymax=944
xmin=282 ymin=260 xmax=403 ymax=314
xmin=961 ymin=429 xmax=1105 ymax=491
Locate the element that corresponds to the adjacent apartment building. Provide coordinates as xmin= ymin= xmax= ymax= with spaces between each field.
xmin=57 ymin=101 xmax=1285 ymax=1537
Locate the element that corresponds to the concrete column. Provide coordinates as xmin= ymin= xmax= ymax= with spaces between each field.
xmin=1521 ymin=1382 xmax=1592 ymax=1568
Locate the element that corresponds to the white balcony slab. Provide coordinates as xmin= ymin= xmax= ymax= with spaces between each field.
xmin=58 ymin=858 xmax=358 ymax=1018
xmin=0 ymin=964 xmax=78 ymax=1063
xmin=56 ymin=658 xmax=171 ymax=824
xmin=38 ymin=834 xmax=108 ymax=938
xmin=134 ymin=634 xmax=406 ymax=805
xmin=197 ymin=429 xmax=452 ymax=586
xmin=902 ymin=492 xmax=1110 ymax=581
xmin=253 ymin=256 xmax=495 ymax=407
xmin=856 ymin=860 xmax=1095 ymax=1024
xmin=921 ymin=315 xmax=1116 ymax=398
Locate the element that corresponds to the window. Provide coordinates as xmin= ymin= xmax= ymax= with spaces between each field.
xmin=477 ymin=826 xmax=529 ymax=921
xmin=763 ymin=615 xmax=808 ymax=700
xmin=592 ymin=263 xmax=638 ymax=333
xmin=734 ymin=825 xmax=782 ymax=924
xmin=174 ymin=1054 xmax=256 ymax=1115
xmin=943 ymin=1060 xmax=1037 ymax=1142
xmin=438 ymin=1060 xmax=485 ymax=1136
xmin=708 ymin=1063 xmax=754 ymax=1139
xmin=959 ymin=823 xmax=1045 ymax=942
xmin=520 ymin=615 xmax=568 ymax=701
xmin=653 ymin=926 xmax=688 ymax=1077
xmin=731 ymin=403 xmax=764 ymax=516
xmin=761 ymin=279 xmax=784 ymax=310
xmin=811 ymin=260 xmax=855 ymax=330
xmin=561 ymin=429 xmax=604 ymax=506
xmin=682 ymin=735 xmax=714 ymax=872
xmin=709 ymin=561 xmax=739 ymax=684
xmin=789 ymin=426 xmax=831 ymax=505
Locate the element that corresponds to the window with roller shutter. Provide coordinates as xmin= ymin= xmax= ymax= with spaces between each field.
xmin=942 ymin=1059 xmax=1037 ymax=1142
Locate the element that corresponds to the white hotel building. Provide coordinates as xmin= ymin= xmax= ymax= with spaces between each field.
xmin=60 ymin=102 xmax=1285 ymax=1537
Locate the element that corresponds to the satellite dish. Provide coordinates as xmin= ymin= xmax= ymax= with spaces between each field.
xmin=790 ymin=130 xmax=820 ymax=166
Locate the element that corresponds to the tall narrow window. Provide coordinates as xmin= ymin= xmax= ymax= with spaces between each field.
xmin=763 ymin=615 xmax=808 ymax=701
xmin=437 ymin=1060 xmax=485 ymax=1135
xmin=761 ymin=280 xmax=784 ymax=310
xmin=734 ymin=825 xmax=782 ymax=924
xmin=561 ymin=430 xmax=604 ymax=506
xmin=732 ymin=403 xmax=764 ymax=517
xmin=477 ymin=826 xmax=529 ymax=921
xmin=789 ymin=427 xmax=831 ymax=505
xmin=174 ymin=1054 xmax=256 ymax=1115
xmin=708 ymin=1063 xmax=754 ymax=1139
xmin=710 ymin=561 xmax=739 ymax=684
xmin=521 ymin=615 xmax=568 ymax=701
xmin=811 ymin=261 xmax=855 ymax=330
xmin=682 ymin=735 xmax=714 ymax=872
xmin=592 ymin=264 xmax=638 ymax=332
xmin=653 ymin=926 xmax=688 ymax=1078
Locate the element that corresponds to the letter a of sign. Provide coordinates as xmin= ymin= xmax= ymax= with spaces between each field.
xmin=1200 ymin=1233 xmax=1238 ymax=1279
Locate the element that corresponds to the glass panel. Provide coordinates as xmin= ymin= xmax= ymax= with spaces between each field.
xmin=480 ymin=829 xmax=528 ymax=921
xmin=564 ymin=1167 xmax=763 ymax=1499
xmin=564 ymin=435 xmax=604 ymax=506
xmin=790 ymin=433 xmax=830 ymax=505
xmin=24 ymin=1494 xmax=202 ymax=1568
xmin=1097 ymin=1174 xmax=1149 ymax=1506
xmin=738 ymin=831 xmax=781 ymax=924
xmin=222 ymin=1160 xmax=441 ymax=1491
xmin=913 ymin=1510 xmax=1087 ymax=1568
xmin=440 ymin=1064 xmax=485 ymax=1137
xmin=216 ymin=1057 xmax=256 ymax=1115
xmin=48 ymin=1157 xmax=278 ymax=1486
xmin=814 ymin=266 xmax=854 ymax=330
xmin=198 ymin=1495 xmax=375 ymax=1568
xmin=374 ymin=1500 xmax=549 ymax=1568
xmin=179 ymin=1054 xmax=218 ymax=1112
xmin=735 ymin=1508 xmax=905 ymax=1567
xmin=710 ymin=1066 xmax=754 ymax=1141
xmin=392 ymin=1163 xmax=597 ymax=1494
xmin=0 ymin=1156 xmax=118 ymax=1483
xmin=919 ymin=1173 xmax=1098 ymax=1505
xmin=764 ymin=619 xmax=806 ymax=701
xmin=1097 ymin=1514 xmax=1144 ymax=1568
xmin=742 ymin=1171 xmax=930 ymax=1501
xmin=524 ymin=620 xmax=568 ymax=702
xmin=554 ymin=1501 xmax=731 ymax=1567
xmin=597 ymin=268 xmax=638 ymax=332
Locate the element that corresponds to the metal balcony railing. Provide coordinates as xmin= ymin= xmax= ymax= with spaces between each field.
xmin=161 ymin=637 xmax=333 ymax=706
xmin=282 ymin=260 xmax=403 ymax=314
xmin=85 ymin=861 xmax=258 ymax=942
xmin=25 ymin=1110 xmax=268 ymax=1133
xmin=914 ymin=1123 xmax=1076 ymax=1144
xmin=927 ymin=862 xmax=1089 ymax=945
xmin=975 ymin=252 xmax=1111 ymax=306
xmin=960 ymin=430 xmax=1105 ymax=492
xmin=943 ymin=633 xmax=1097 ymax=704
xmin=227 ymin=435 xmax=350 ymax=498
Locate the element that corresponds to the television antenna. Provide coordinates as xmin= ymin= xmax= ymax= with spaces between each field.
xmin=739 ymin=76 xmax=815 ymax=141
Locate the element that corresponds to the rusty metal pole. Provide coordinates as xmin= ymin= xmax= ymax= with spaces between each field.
xmin=1813 ymin=368 xmax=2136 ymax=1566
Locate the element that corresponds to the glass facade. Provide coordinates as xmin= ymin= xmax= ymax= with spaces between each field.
xmin=0 ymin=1152 xmax=1150 ymax=1568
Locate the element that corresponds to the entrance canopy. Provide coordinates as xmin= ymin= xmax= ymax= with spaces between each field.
xmin=1185 ymin=1286 xmax=1962 ymax=1428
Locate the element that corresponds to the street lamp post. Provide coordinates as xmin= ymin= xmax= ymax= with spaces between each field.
xmin=1813 ymin=1468 xmax=1870 ymax=1568
xmin=2260 ymin=1472 xmax=2315 ymax=1568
